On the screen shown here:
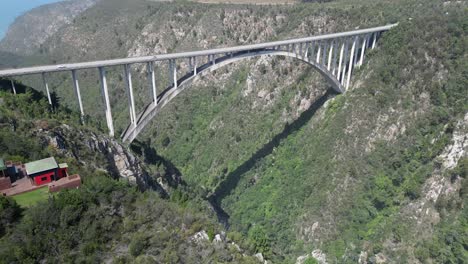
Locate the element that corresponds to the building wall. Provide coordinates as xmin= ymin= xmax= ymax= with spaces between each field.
xmin=58 ymin=168 xmax=68 ymax=178
xmin=34 ymin=171 xmax=55 ymax=185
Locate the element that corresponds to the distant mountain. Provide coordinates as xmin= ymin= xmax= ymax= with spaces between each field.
xmin=0 ymin=0 xmax=98 ymax=56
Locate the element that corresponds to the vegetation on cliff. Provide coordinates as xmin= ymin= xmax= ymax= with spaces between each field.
xmin=0 ymin=0 xmax=466 ymax=263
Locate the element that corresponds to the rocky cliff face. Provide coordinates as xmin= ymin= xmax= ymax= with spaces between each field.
xmin=0 ymin=0 xmax=98 ymax=55
xmin=33 ymin=123 xmax=173 ymax=196
xmin=1 ymin=0 xmax=466 ymax=263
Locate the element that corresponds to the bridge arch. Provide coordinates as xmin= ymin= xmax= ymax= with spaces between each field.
xmin=122 ymin=49 xmax=344 ymax=143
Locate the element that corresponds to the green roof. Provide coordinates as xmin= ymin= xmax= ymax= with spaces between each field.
xmin=0 ymin=159 xmax=5 ymax=171
xmin=25 ymin=157 xmax=58 ymax=175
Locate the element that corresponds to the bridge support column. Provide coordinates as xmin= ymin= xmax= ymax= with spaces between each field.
xmin=327 ymin=41 xmax=334 ymax=71
xmin=10 ymin=80 xmax=16 ymax=95
xmin=41 ymin=73 xmax=52 ymax=105
xmin=299 ymin=43 xmax=303 ymax=58
xmin=346 ymin=38 xmax=357 ymax=90
xmin=172 ymin=60 xmax=178 ymax=88
xmin=341 ymin=40 xmax=349 ymax=85
xmin=71 ymin=70 xmax=85 ymax=121
xmin=147 ymin=62 xmax=157 ymax=106
xmin=322 ymin=41 xmax=328 ymax=65
xmin=372 ymin=33 xmax=377 ymax=49
xmin=353 ymin=37 xmax=360 ymax=67
xmin=98 ymin=67 xmax=114 ymax=137
xmin=316 ymin=41 xmax=321 ymax=63
xmin=309 ymin=42 xmax=314 ymax=62
xmin=358 ymin=35 xmax=368 ymax=67
xmin=337 ymin=41 xmax=344 ymax=80
xmin=194 ymin=57 xmax=197 ymax=75
xmin=124 ymin=64 xmax=137 ymax=126
xmin=168 ymin=60 xmax=173 ymax=87
xmin=332 ymin=41 xmax=338 ymax=74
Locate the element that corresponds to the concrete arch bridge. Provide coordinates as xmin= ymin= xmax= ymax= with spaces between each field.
xmin=0 ymin=24 xmax=397 ymax=143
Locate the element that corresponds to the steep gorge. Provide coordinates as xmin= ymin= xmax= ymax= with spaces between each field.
xmin=0 ymin=0 xmax=466 ymax=263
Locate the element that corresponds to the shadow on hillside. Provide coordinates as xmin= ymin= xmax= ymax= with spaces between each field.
xmin=130 ymin=140 xmax=185 ymax=189
xmin=208 ymin=88 xmax=338 ymax=225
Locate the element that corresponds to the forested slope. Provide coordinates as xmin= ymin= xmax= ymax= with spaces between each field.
xmin=0 ymin=0 xmax=466 ymax=263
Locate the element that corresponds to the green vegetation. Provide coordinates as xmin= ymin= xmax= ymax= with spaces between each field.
xmin=0 ymin=196 xmax=22 ymax=237
xmin=0 ymin=78 xmax=257 ymax=263
xmin=0 ymin=0 xmax=466 ymax=263
xmin=0 ymin=176 xmax=257 ymax=263
xmin=11 ymin=187 xmax=50 ymax=207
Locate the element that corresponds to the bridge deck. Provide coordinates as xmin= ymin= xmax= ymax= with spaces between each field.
xmin=0 ymin=24 xmax=397 ymax=77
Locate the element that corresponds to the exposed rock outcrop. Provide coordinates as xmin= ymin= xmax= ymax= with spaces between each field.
xmin=33 ymin=123 xmax=170 ymax=195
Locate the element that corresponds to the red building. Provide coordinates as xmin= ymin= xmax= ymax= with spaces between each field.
xmin=24 ymin=157 xmax=68 ymax=186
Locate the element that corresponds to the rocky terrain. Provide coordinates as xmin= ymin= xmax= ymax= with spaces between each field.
xmin=0 ymin=0 xmax=97 ymax=56
xmin=0 ymin=0 xmax=466 ymax=263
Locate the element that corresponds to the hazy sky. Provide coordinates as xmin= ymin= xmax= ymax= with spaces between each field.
xmin=0 ymin=0 xmax=64 ymax=40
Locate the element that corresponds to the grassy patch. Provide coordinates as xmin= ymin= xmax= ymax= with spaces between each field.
xmin=12 ymin=187 xmax=50 ymax=207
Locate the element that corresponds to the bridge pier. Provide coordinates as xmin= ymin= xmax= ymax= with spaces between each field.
xmin=327 ymin=41 xmax=334 ymax=71
xmin=41 ymin=73 xmax=52 ymax=105
xmin=71 ymin=70 xmax=85 ymax=120
xmin=353 ymin=37 xmax=360 ymax=67
xmin=147 ymin=62 xmax=157 ymax=106
xmin=124 ymin=64 xmax=137 ymax=126
xmin=98 ymin=67 xmax=114 ymax=137
xmin=332 ymin=41 xmax=338 ymax=74
xmin=10 ymin=80 xmax=16 ymax=95
xmin=341 ymin=40 xmax=349 ymax=85
xmin=321 ymin=41 xmax=327 ymax=65
xmin=172 ymin=60 xmax=178 ymax=88
xmin=346 ymin=37 xmax=357 ymax=90
xmin=372 ymin=32 xmax=377 ymax=49
xmin=310 ymin=42 xmax=315 ymax=63
xmin=358 ymin=35 xmax=368 ymax=67
xmin=316 ymin=41 xmax=321 ymax=63
xmin=337 ymin=41 xmax=344 ymax=80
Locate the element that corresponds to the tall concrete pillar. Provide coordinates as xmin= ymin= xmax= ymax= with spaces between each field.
xmin=327 ymin=41 xmax=334 ymax=71
xmin=304 ymin=42 xmax=310 ymax=59
xmin=193 ymin=57 xmax=197 ymax=75
xmin=316 ymin=41 xmax=321 ymax=63
xmin=341 ymin=40 xmax=349 ymax=84
xmin=358 ymin=35 xmax=368 ymax=67
xmin=332 ymin=41 xmax=338 ymax=74
xmin=42 ymin=73 xmax=52 ymax=105
xmin=372 ymin=33 xmax=377 ymax=49
xmin=168 ymin=60 xmax=173 ymax=86
xmin=10 ymin=80 xmax=16 ymax=95
xmin=322 ymin=41 xmax=328 ymax=65
xmin=71 ymin=70 xmax=84 ymax=119
xmin=346 ymin=38 xmax=357 ymax=90
xmin=310 ymin=42 xmax=315 ymax=63
xmin=98 ymin=67 xmax=114 ymax=137
xmin=188 ymin=57 xmax=193 ymax=73
xmin=147 ymin=62 xmax=157 ymax=106
xmin=337 ymin=41 xmax=345 ymax=80
xmin=299 ymin=43 xmax=303 ymax=58
xmin=124 ymin=64 xmax=136 ymax=126
xmin=353 ymin=37 xmax=360 ymax=67
xmin=172 ymin=60 xmax=178 ymax=88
